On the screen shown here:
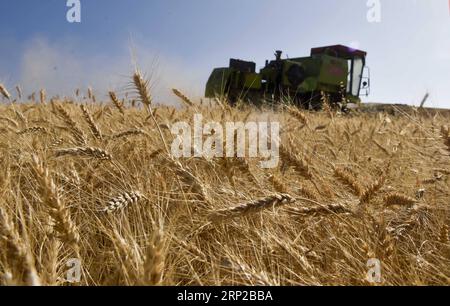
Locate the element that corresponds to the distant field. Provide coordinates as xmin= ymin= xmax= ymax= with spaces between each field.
xmin=0 ymin=79 xmax=449 ymax=285
xmin=358 ymin=102 xmax=450 ymax=116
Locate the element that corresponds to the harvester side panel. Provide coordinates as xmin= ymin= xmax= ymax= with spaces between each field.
xmin=205 ymin=68 xmax=232 ymax=98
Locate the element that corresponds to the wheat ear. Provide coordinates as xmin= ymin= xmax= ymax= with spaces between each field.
xmin=286 ymin=105 xmax=309 ymax=127
xmin=359 ymin=175 xmax=386 ymax=204
xmin=172 ymin=88 xmax=195 ymax=108
xmin=39 ymin=89 xmax=46 ymax=104
xmin=334 ymin=167 xmax=364 ymax=196
xmin=0 ymin=84 xmax=11 ymax=100
xmin=133 ymin=71 xmax=152 ymax=107
xmin=286 ymin=203 xmax=351 ymax=216
xmin=16 ymin=126 xmax=48 ymax=136
xmin=209 ymin=193 xmax=295 ymax=222
xmin=80 ymin=104 xmax=103 ymax=140
xmin=133 ymin=71 xmax=170 ymax=154
xmin=143 ymin=231 xmax=164 ymax=285
xmin=0 ymin=206 xmax=41 ymax=286
xmin=14 ymin=109 xmax=28 ymax=127
xmin=297 ymin=184 xmax=319 ymax=201
xmin=111 ymin=129 xmax=146 ymax=139
xmin=54 ymin=147 xmax=112 ymax=160
xmin=16 ymin=85 xmax=22 ymax=99
xmin=279 ymin=145 xmax=312 ymax=179
xmin=269 ymin=174 xmax=288 ymax=193
xmin=384 ymin=193 xmax=417 ymax=206
xmin=32 ymin=155 xmax=80 ymax=255
xmin=54 ymin=104 xmax=87 ymax=146
xmin=102 ymin=191 xmax=144 ymax=213
xmin=109 ymin=91 xmax=125 ymax=115
xmin=167 ymin=158 xmax=211 ymax=206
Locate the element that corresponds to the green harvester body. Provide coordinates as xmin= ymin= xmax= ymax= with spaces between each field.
xmin=205 ymin=45 xmax=370 ymax=108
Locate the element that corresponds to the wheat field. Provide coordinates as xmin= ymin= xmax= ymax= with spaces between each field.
xmin=0 ymin=75 xmax=449 ymax=286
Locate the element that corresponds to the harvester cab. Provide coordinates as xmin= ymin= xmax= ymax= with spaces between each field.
xmin=205 ymin=44 xmax=370 ymax=108
xmin=310 ymin=45 xmax=370 ymax=98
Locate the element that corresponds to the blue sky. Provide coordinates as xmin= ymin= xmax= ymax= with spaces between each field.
xmin=0 ymin=0 xmax=449 ymax=107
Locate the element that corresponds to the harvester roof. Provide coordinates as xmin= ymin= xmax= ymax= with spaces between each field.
xmin=311 ymin=45 xmax=367 ymax=59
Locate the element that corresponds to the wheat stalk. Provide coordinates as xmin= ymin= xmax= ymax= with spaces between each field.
xmin=384 ymin=192 xmax=417 ymax=206
xmin=0 ymin=84 xmax=11 ymax=100
xmin=102 ymin=191 xmax=144 ymax=213
xmin=286 ymin=105 xmax=309 ymax=127
xmin=143 ymin=231 xmax=165 ymax=285
xmin=14 ymin=109 xmax=28 ymax=127
xmin=133 ymin=71 xmax=152 ymax=107
xmin=359 ymin=175 xmax=386 ymax=204
xmin=133 ymin=71 xmax=170 ymax=154
xmin=54 ymin=147 xmax=112 ymax=160
xmin=209 ymin=193 xmax=295 ymax=222
xmin=54 ymin=104 xmax=87 ymax=145
xmin=109 ymin=91 xmax=125 ymax=115
xmin=173 ymin=236 xmax=207 ymax=262
xmin=0 ymin=206 xmax=41 ymax=286
xmin=334 ymin=167 xmax=364 ymax=196
xmin=372 ymin=139 xmax=391 ymax=156
xmin=43 ymin=237 xmax=60 ymax=285
xmin=40 ymin=89 xmax=46 ymax=104
xmin=110 ymin=230 xmax=141 ymax=283
xmin=297 ymin=184 xmax=319 ymax=201
xmin=16 ymin=126 xmax=48 ymax=136
xmin=112 ymin=129 xmax=146 ymax=139
xmin=286 ymin=203 xmax=351 ymax=216
xmin=167 ymin=158 xmax=211 ymax=206
xmin=279 ymin=145 xmax=312 ymax=179
xmin=87 ymin=87 xmax=94 ymax=101
xmin=31 ymin=156 xmax=81 ymax=262
xmin=268 ymin=174 xmax=287 ymax=193
xmin=15 ymin=85 xmax=22 ymax=100
xmin=80 ymin=104 xmax=103 ymax=140
xmin=172 ymin=88 xmax=195 ymax=108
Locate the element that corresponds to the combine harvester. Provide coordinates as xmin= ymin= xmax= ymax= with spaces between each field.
xmin=205 ymin=45 xmax=371 ymax=109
